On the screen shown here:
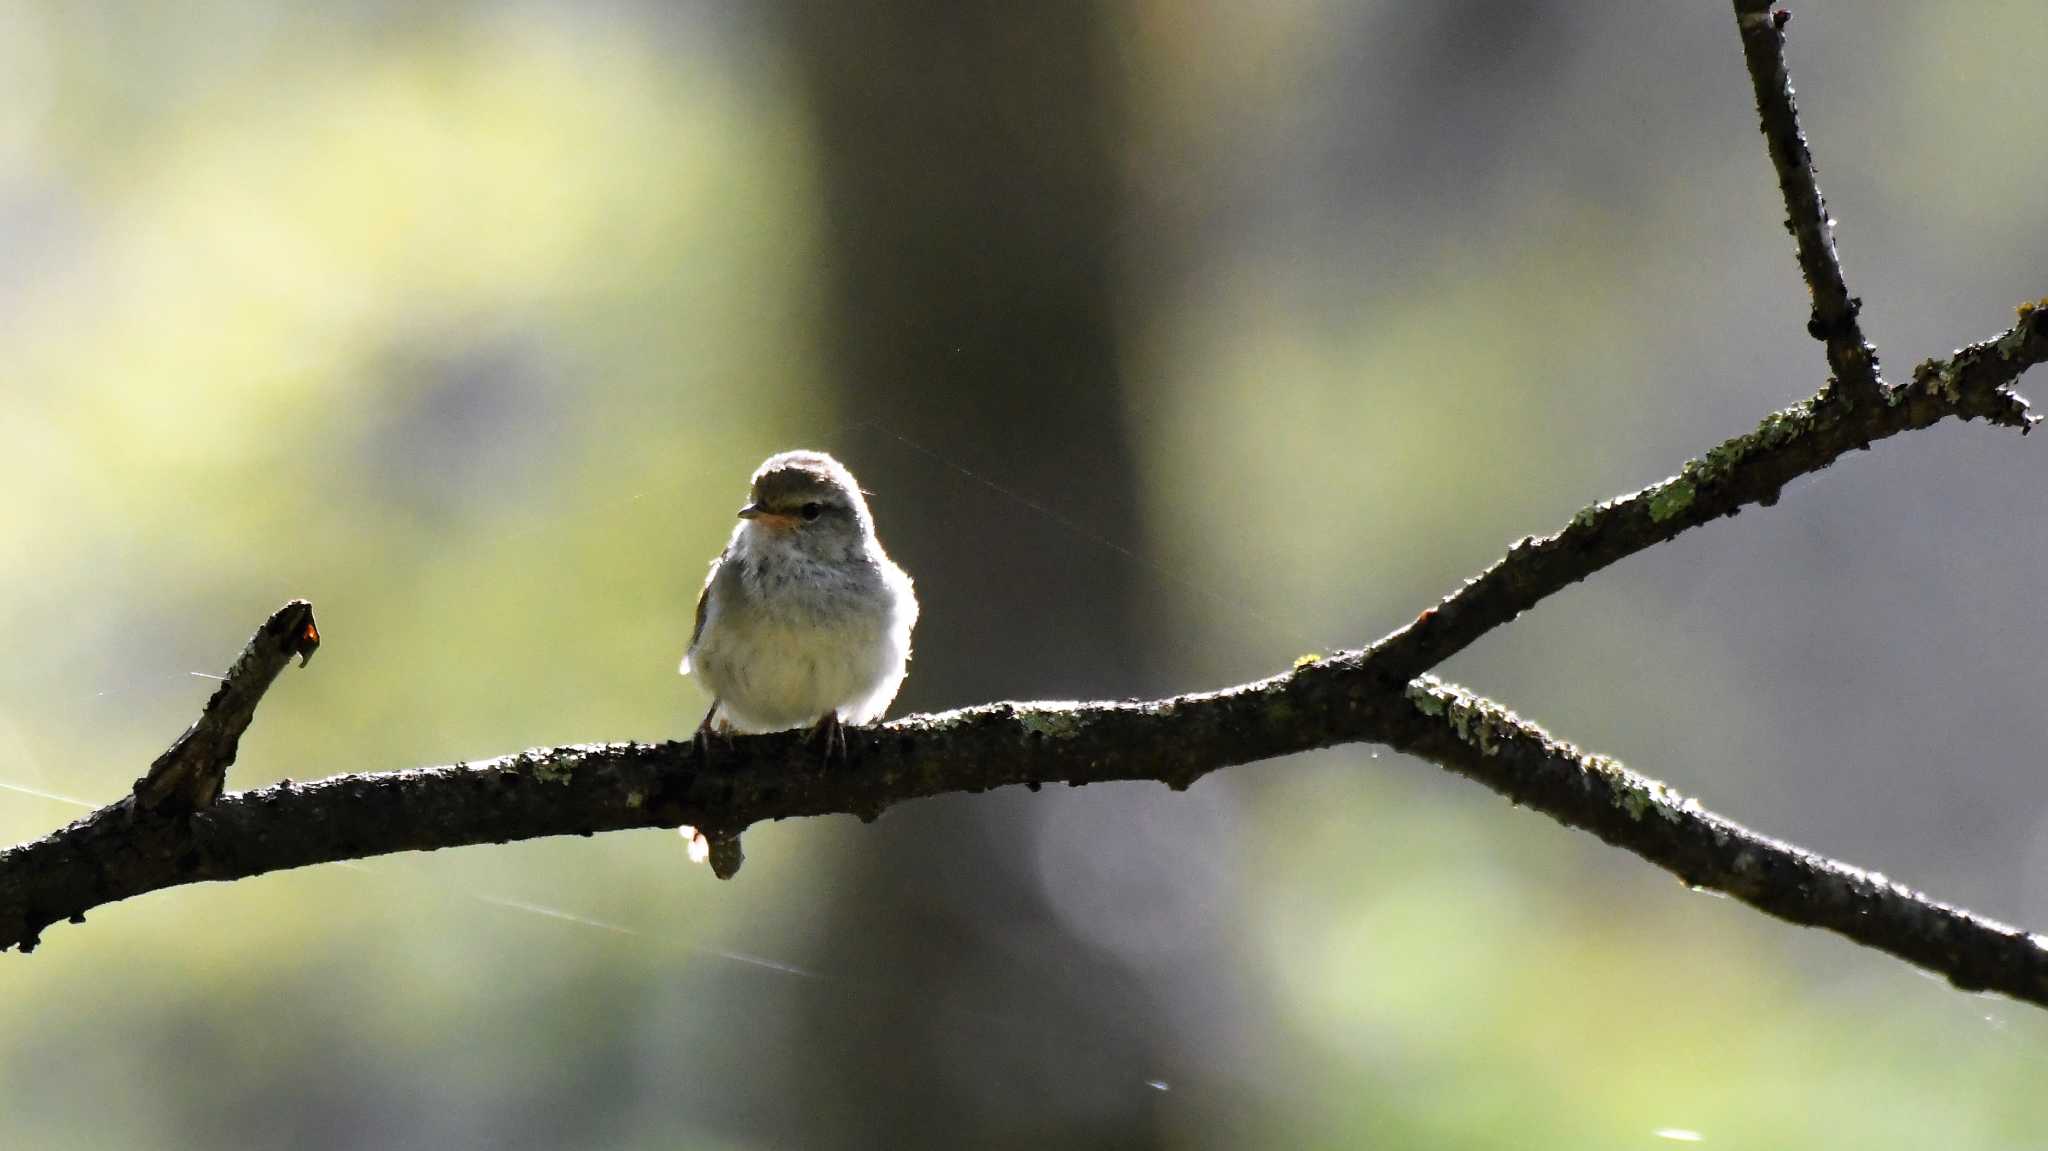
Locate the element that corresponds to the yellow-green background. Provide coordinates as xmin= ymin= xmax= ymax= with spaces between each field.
xmin=5 ymin=2 xmax=2047 ymax=1147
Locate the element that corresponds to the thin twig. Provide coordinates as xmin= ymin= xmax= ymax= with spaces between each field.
xmin=1732 ymin=1 xmax=1883 ymax=404
xmin=133 ymin=600 xmax=320 ymax=813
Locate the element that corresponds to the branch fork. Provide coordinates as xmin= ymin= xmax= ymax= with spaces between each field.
xmin=1 ymin=4 xmax=2045 ymax=1012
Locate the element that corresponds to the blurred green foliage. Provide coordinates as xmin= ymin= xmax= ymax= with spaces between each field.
xmin=4 ymin=2 xmax=2048 ymax=1148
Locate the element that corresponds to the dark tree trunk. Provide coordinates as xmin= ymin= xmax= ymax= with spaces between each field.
xmin=774 ymin=3 xmax=1167 ymax=1146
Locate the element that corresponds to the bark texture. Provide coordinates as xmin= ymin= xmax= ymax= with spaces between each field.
xmin=3 ymin=2 xmax=2046 ymax=1023
xmin=10 ymin=626 xmax=2048 ymax=1004
xmin=1733 ymin=0 xmax=1883 ymax=404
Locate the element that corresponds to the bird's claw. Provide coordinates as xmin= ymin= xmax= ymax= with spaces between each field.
xmin=811 ymin=711 xmax=848 ymax=769
xmin=694 ymin=700 xmax=733 ymax=763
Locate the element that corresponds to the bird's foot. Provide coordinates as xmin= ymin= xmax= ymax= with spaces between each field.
xmin=810 ymin=711 xmax=848 ymax=769
xmin=693 ymin=701 xmax=733 ymax=763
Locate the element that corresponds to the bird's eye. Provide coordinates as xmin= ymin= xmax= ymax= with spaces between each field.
xmin=800 ymin=502 xmax=823 ymax=522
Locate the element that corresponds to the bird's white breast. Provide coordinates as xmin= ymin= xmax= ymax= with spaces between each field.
xmin=685 ymin=528 xmax=916 ymax=733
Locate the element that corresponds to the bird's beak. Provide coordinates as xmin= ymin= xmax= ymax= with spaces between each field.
xmin=737 ymin=502 xmax=798 ymax=529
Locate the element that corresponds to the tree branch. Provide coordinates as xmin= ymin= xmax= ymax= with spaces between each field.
xmin=1353 ymin=307 xmax=2039 ymax=691
xmin=0 ymin=309 xmax=2038 ymax=997
xmin=3 ymin=9 xmax=2044 ymax=1018
xmin=1389 ymin=679 xmax=2048 ymax=1004
xmin=1733 ymin=1 xmax=1883 ymax=404
xmin=134 ymin=601 xmax=320 ymax=813
xmin=1 ymin=309 xmax=2040 ymax=959
xmin=1 ymin=295 xmax=2038 ymax=980
xmin=9 ymin=645 xmax=2048 ymax=1005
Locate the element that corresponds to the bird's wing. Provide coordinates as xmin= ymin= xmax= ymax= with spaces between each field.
xmin=680 ymin=548 xmax=726 ymax=675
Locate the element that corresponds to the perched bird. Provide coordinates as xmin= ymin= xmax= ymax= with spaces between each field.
xmin=682 ymin=449 xmax=919 ymax=753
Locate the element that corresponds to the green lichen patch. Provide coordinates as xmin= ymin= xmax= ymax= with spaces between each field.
xmin=1932 ymin=362 xmax=1963 ymax=402
xmin=1647 ymin=478 xmax=1696 ymax=523
xmin=890 ymin=704 xmax=994 ymax=734
xmin=1756 ymin=402 xmax=1813 ymax=445
xmin=532 ymin=755 xmax=579 ymax=784
xmin=1409 ymin=686 xmax=1703 ymax=827
xmin=1016 ymin=705 xmax=1087 ymax=741
xmin=1408 ymin=677 xmax=1539 ymax=757
xmin=1405 ymin=680 xmax=1448 ymax=717
xmin=1667 ymin=400 xmax=1821 ymax=497
xmin=1585 ymin=756 xmax=1694 ymax=824
xmin=1569 ymin=498 xmax=1617 ymax=531
xmin=526 ymin=743 xmax=622 ymax=784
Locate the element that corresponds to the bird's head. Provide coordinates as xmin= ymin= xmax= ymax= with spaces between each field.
xmin=735 ymin=449 xmax=877 ymax=560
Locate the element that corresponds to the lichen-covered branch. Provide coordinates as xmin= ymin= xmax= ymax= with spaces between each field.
xmin=6 ymin=5 xmax=2048 ymax=1018
xmin=1355 ymin=308 xmax=2042 ymax=691
xmin=0 ymin=312 xmax=2041 ymax=964
xmin=1732 ymin=0 xmax=1882 ymax=404
xmin=0 ymin=308 xmax=2039 ymax=993
xmin=1390 ymin=679 xmax=2048 ymax=1004
xmin=9 ymin=656 xmax=2048 ymax=1006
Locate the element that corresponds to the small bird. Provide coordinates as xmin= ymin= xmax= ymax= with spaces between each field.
xmin=682 ymin=449 xmax=919 ymax=754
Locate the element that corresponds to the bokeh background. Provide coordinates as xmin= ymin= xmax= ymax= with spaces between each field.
xmin=4 ymin=1 xmax=2047 ymax=1147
